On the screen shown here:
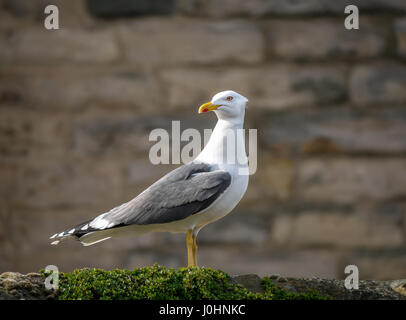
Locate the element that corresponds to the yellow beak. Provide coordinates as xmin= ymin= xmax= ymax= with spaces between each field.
xmin=198 ymin=102 xmax=221 ymax=114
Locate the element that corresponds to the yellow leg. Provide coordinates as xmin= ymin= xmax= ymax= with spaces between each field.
xmin=186 ymin=230 xmax=194 ymax=267
xmin=186 ymin=230 xmax=199 ymax=267
xmin=192 ymin=232 xmax=198 ymax=267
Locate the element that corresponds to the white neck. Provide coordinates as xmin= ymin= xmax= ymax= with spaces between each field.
xmin=195 ymin=115 xmax=247 ymax=169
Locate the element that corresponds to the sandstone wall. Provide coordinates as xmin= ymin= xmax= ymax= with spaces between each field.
xmin=1 ymin=0 xmax=406 ymax=280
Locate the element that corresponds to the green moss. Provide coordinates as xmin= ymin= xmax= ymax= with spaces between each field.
xmin=41 ymin=264 xmax=330 ymax=300
xmin=260 ymin=277 xmax=330 ymax=300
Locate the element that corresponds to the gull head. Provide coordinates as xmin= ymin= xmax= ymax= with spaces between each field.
xmin=198 ymin=90 xmax=248 ymax=120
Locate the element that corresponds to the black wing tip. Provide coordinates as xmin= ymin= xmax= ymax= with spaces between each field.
xmin=49 ymin=219 xmax=101 ymax=242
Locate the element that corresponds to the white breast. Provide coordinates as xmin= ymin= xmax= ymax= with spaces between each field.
xmin=192 ymin=166 xmax=249 ymax=229
xmin=151 ymin=165 xmax=248 ymax=234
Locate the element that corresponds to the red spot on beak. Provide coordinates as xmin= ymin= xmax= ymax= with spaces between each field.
xmin=203 ymin=108 xmax=209 ymax=112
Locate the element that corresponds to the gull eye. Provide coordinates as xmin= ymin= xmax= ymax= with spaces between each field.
xmin=226 ymin=96 xmax=233 ymax=101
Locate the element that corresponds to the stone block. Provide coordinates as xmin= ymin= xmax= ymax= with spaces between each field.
xmin=266 ymin=18 xmax=387 ymax=60
xmin=395 ymin=18 xmax=406 ymax=58
xmin=117 ymin=18 xmax=264 ymax=66
xmin=262 ymin=107 xmax=406 ymax=155
xmin=344 ymin=251 xmax=406 ymax=280
xmin=350 ymin=64 xmax=406 ymax=106
xmin=296 ymin=158 xmax=406 ymax=204
xmin=271 ymin=211 xmax=403 ymax=249
xmin=0 ymin=28 xmax=119 ymax=64
xmin=0 ymin=71 xmax=159 ymax=111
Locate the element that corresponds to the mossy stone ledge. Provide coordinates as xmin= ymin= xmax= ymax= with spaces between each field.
xmin=0 ymin=265 xmax=405 ymax=300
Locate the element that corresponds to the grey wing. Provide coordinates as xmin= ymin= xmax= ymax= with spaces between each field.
xmin=86 ymin=162 xmax=231 ymax=230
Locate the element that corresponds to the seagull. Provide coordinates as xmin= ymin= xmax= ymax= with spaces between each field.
xmin=50 ymin=90 xmax=250 ymax=267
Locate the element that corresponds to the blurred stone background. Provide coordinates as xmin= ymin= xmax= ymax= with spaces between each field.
xmin=1 ymin=0 xmax=406 ymax=280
